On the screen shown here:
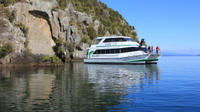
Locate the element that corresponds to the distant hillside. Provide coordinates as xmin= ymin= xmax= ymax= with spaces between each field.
xmin=162 ymin=49 xmax=200 ymax=56
xmin=0 ymin=0 xmax=138 ymax=64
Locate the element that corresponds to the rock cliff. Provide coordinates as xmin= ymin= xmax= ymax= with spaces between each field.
xmin=0 ymin=0 xmax=138 ymax=64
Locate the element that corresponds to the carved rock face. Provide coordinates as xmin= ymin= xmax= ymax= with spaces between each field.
xmin=12 ymin=3 xmax=56 ymax=56
xmin=27 ymin=14 xmax=55 ymax=55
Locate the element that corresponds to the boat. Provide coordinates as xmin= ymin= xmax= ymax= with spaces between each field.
xmin=84 ymin=36 xmax=160 ymax=64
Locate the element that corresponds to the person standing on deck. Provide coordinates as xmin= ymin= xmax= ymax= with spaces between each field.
xmin=148 ymin=46 xmax=151 ymax=53
xmin=150 ymin=45 xmax=153 ymax=53
xmin=140 ymin=38 xmax=145 ymax=47
xmin=156 ymin=46 xmax=160 ymax=54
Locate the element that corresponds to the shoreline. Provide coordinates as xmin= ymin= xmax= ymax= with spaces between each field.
xmin=0 ymin=59 xmax=85 ymax=67
xmin=0 ymin=63 xmax=65 ymax=68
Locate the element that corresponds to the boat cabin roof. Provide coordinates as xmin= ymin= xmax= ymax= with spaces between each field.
xmin=96 ymin=36 xmax=133 ymax=40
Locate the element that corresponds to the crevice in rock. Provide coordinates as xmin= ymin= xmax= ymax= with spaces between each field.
xmin=70 ymin=29 xmax=73 ymax=35
xmin=29 ymin=10 xmax=49 ymax=21
xmin=57 ymin=17 xmax=62 ymax=32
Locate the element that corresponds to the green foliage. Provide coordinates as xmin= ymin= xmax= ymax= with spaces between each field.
xmin=71 ymin=0 xmax=138 ymax=40
xmin=24 ymin=40 xmax=29 ymax=48
xmin=23 ymin=40 xmax=32 ymax=56
xmin=53 ymin=37 xmax=65 ymax=61
xmin=8 ymin=10 xmax=16 ymax=22
xmin=0 ymin=0 xmax=22 ymax=7
xmin=71 ymin=0 xmax=99 ymax=15
xmin=41 ymin=55 xmax=61 ymax=63
xmin=0 ymin=18 xmax=7 ymax=27
xmin=0 ymin=5 xmax=15 ymax=22
xmin=65 ymin=40 xmax=75 ymax=59
xmin=69 ymin=20 xmax=77 ymax=26
xmin=100 ymin=17 xmax=112 ymax=27
xmin=15 ymin=23 xmax=28 ymax=37
xmin=26 ymin=48 xmax=32 ymax=56
xmin=41 ymin=56 xmax=51 ymax=62
xmin=54 ymin=37 xmax=63 ymax=46
xmin=51 ymin=55 xmax=60 ymax=63
xmin=80 ymin=34 xmax=92 ymax=45
xmin=87 ymin=26 xmax=97 ymax=40
xmin=0 ymin=42 xmax=13 ymax=58
xmin=51 ymin=5 xmax=59 ymax=12
xmin=65 ymin=40 xmax=74 ymax=52
xmin=98 ymin=24 xmax=105 ymax=36
xmin=57 ymin=0 xmax=68 ymax=10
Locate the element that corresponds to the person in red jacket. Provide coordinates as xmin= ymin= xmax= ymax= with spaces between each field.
xmin=156 ymin=46 xmax=160 ymax=54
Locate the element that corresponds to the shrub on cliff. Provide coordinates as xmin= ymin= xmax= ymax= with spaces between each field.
xmin=0 ymin=42 xmax=13 ymax=58
xmin=0 ymin=0 xmax=22 ymax=7
xmin=8 ymin=10 xmax=16 ymax=22
xmin=65 ymin=40 xmax=74 ymax=52
xmin=53 ymin=38 xmax=65 ymax=61
xmin=87 ymin=26 xmax=97 ymax=40
xmin=80 ymin=35 xmax=92 ymax=45
xmin=0 ymin=19 xmax=7 ymax=27
xmin=98 ymin=24 xmax=105 ymax=36
xmin=41 ymin=55 xmax=61 ymax=63
xmin=65 ymin=40 xmax=75 ymax=59
xmin=0 ymin=5 xmax=16 ymax=22
xmin=14 ymin=23 xmax=28 ymax=37
xmin=57 ymin=0 xmax=69 ymax=10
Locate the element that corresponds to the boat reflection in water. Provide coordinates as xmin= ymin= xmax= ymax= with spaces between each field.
xmin=85 ymin=64 xmax=160 ymax=93
xmin=0 ymin=63 xmax=160 ymax=112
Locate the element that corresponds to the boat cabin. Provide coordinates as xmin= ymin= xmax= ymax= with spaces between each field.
xmin=92 ymin=36 xmax=135 ymax=45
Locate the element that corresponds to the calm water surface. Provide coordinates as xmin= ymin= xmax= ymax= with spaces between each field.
xmin=0 ymin=56 xmax=200 ymax=112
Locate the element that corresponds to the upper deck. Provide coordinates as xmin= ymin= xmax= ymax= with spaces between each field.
xmin=90 ymin=36 xmax=139 ymax=49
xmin=96 ymin=36 xmax=133 ymax=40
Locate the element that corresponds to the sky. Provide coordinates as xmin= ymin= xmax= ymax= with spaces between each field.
xmin=100 ymin=0 xmax=200 ymax=53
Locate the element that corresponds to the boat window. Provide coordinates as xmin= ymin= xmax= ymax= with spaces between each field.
xmin=103 ymin=38 xmax=113 ymax=42
xmin=94 ymin=47 xmax=145 ymax=54
xmin=114 ymin=49 xmax=120 ymax=53
xmin=106 ymin=49 xmax=110 ymax=54
xmin=124 ymin=38 xmax=134 ymax=42
xmin=115 ymin=38 xmax=124 ymax=42
xmin=102 ymin=50 xmax=106 ymax=54
xmin=103 ymin=38 xmax=134 ymax=43
xmin=92 ymin=39 xmax=102 ymax=45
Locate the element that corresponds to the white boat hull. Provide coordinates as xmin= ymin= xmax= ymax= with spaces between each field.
xmin=84 ymin=54 xmax=149 ymax=64
xmin=146 ymin=54 xmax=161 ymax=64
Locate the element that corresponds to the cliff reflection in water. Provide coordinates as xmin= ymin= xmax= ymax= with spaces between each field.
xmin=0 ymin=63 xmax=159 ymax=112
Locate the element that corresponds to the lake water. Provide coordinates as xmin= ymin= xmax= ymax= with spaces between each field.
xmin=0 ymin=56 xmax=200 ymax=112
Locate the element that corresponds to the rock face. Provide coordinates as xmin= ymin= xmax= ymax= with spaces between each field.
xmin=0 ymin=0 xmax=138 ymax=64
xmin=11 ymin=3 xmax=56 ymax=56
xmin=27 ymin=13 xmax=55 ymax=55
